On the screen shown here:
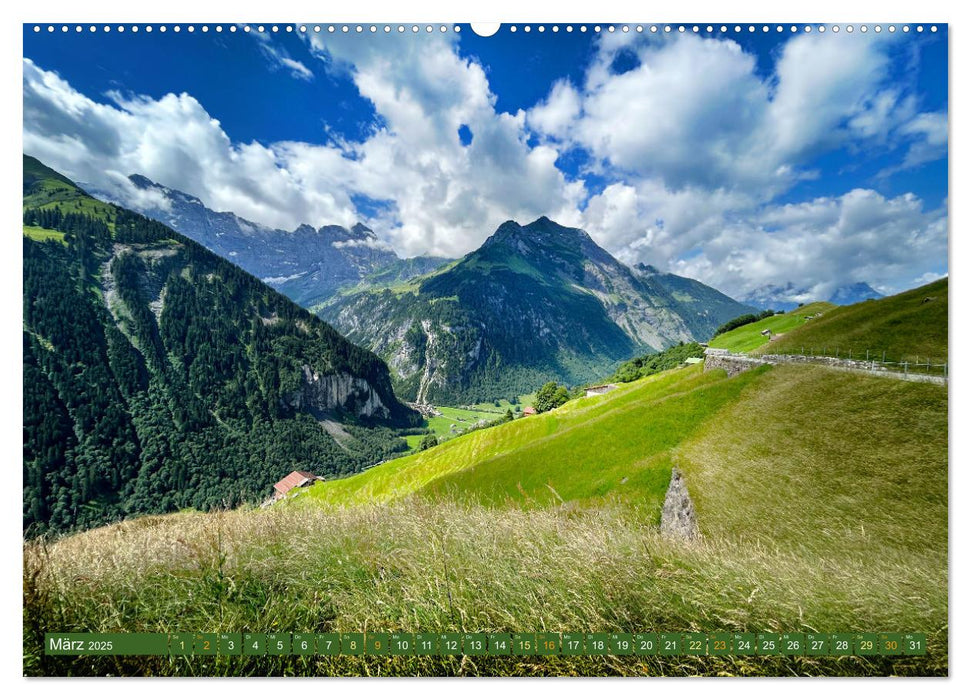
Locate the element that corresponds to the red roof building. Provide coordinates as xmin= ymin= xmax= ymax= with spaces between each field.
xmin=273 ymin=470 xmax=318 ymax=499
xmin=522 ymin=406 xmax=537 ymax=416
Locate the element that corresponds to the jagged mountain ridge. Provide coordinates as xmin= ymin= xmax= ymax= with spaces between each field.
xmin=319 ymin=216 xmax=754 ymax=404
xmin=743 ymin=281 xmax=884 ymax=311
xmin=86 ymin=174 xmax=448 ymax=308
xmin=828 ymin=282 xmax=884 ymax=306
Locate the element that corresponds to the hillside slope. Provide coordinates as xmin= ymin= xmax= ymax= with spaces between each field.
xmin=302 ymin=359 xmax=947 ymax=668
xmin=304 ymin=359 xmax=946 ymax=527
xmin=678 ymin=363 xmax=947 ymax=554
xmin=22 ymin=155 xmax=417 ymax=533
xmin=757 ymin=277 xmax=948 ymax=362
xmin=318 ymin=217 xmax=752 ymax=404
xmin=708 ymin=301 xmax=835 ymax=353
xmin=305 ymin=364 xmax=762 ymax=510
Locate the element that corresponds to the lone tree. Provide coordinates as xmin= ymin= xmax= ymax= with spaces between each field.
xmin=535 ymin=381 xmax=570 ymax=413
xmin=419 ymin=434 xmax=438 ymax=451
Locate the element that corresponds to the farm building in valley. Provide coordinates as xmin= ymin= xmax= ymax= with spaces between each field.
xmin=272 ymin=470 xmax=321 ymax=500
xmin=522 ymin=406 xmax=537 ymax=416
xmin=585 ymin=384 xmax=618 ymax=398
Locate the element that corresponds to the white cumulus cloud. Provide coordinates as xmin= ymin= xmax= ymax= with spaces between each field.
xmin=525 ymin=31 xmax=947 ymax=296
xmin=23 ymin=28 xmax=947 ymax=298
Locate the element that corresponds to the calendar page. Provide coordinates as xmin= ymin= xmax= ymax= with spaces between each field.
xmin=21 ymin=18 xmax=948 ymax=679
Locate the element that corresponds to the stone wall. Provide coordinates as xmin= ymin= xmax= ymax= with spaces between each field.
xmin=759 ymin=354 xmax=947 ymax=386
xmin=704 ymin=349 xmax=947 ymax=386
xmin=702 ymin=352 xmax=768 ymax=377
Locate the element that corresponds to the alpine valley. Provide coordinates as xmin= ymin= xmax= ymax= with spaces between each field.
xmin=316 ymin=217 xmax=754 ymax=404
xmin=93 ymin=174 xmax=755 ymax=405
xmin=21 ymin=25 xmax=949 ymax=680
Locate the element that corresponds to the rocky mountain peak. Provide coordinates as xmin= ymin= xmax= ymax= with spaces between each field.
xmin=633 ymin=262 xmax=661 ymax=276
xmin=127 ymin=174 xmax=205 ymax=207
xmin=128 ymin=174 xmax=158 ymax=190
xmin=829 ymin=282 xmax=882 ymax=305
xmin=482 ymin=216 xmax=597 ymax=253
xmin=350 ymin=222 xmax=376 ymax=239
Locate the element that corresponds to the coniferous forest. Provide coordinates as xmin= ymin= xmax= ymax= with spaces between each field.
xmin=22 ymin=156 xmax=418 ymax=535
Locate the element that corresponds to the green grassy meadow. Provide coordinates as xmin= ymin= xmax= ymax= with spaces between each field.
xmin=708 ymin=301 xmax=835 ymax=353
xmin=24 ymin=359 xmax=948 ymax=677
xmin=23 ymin=174 xmax=116 ymax=225
xmin=304 ymin=365 xmax=755 ymax=509
xmin=402 ymin=405 xmax=516 ymax=449
xmin=427 ymin=406 xmax=509 ymax=437
xmin=468 ymin=394 xmax=536 ymax=413
xmin=23 ymin=226 xmax=66 ymax=244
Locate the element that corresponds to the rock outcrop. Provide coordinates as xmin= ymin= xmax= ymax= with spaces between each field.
xmin=286 ymin=366 xmax=389 ymax=419
xmin=660 ymin=468 xmax=699 ymax=541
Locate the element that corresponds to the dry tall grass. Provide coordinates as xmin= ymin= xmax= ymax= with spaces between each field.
xmin=25 ymin=495 xmax=945 ymax=677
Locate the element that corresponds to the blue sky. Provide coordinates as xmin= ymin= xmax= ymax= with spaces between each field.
xmin=23 ymin=23 xmax=948 ymax=298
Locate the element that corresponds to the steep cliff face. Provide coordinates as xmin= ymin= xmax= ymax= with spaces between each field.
xmin=286 ymin=367 xmax=389 ymax=419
